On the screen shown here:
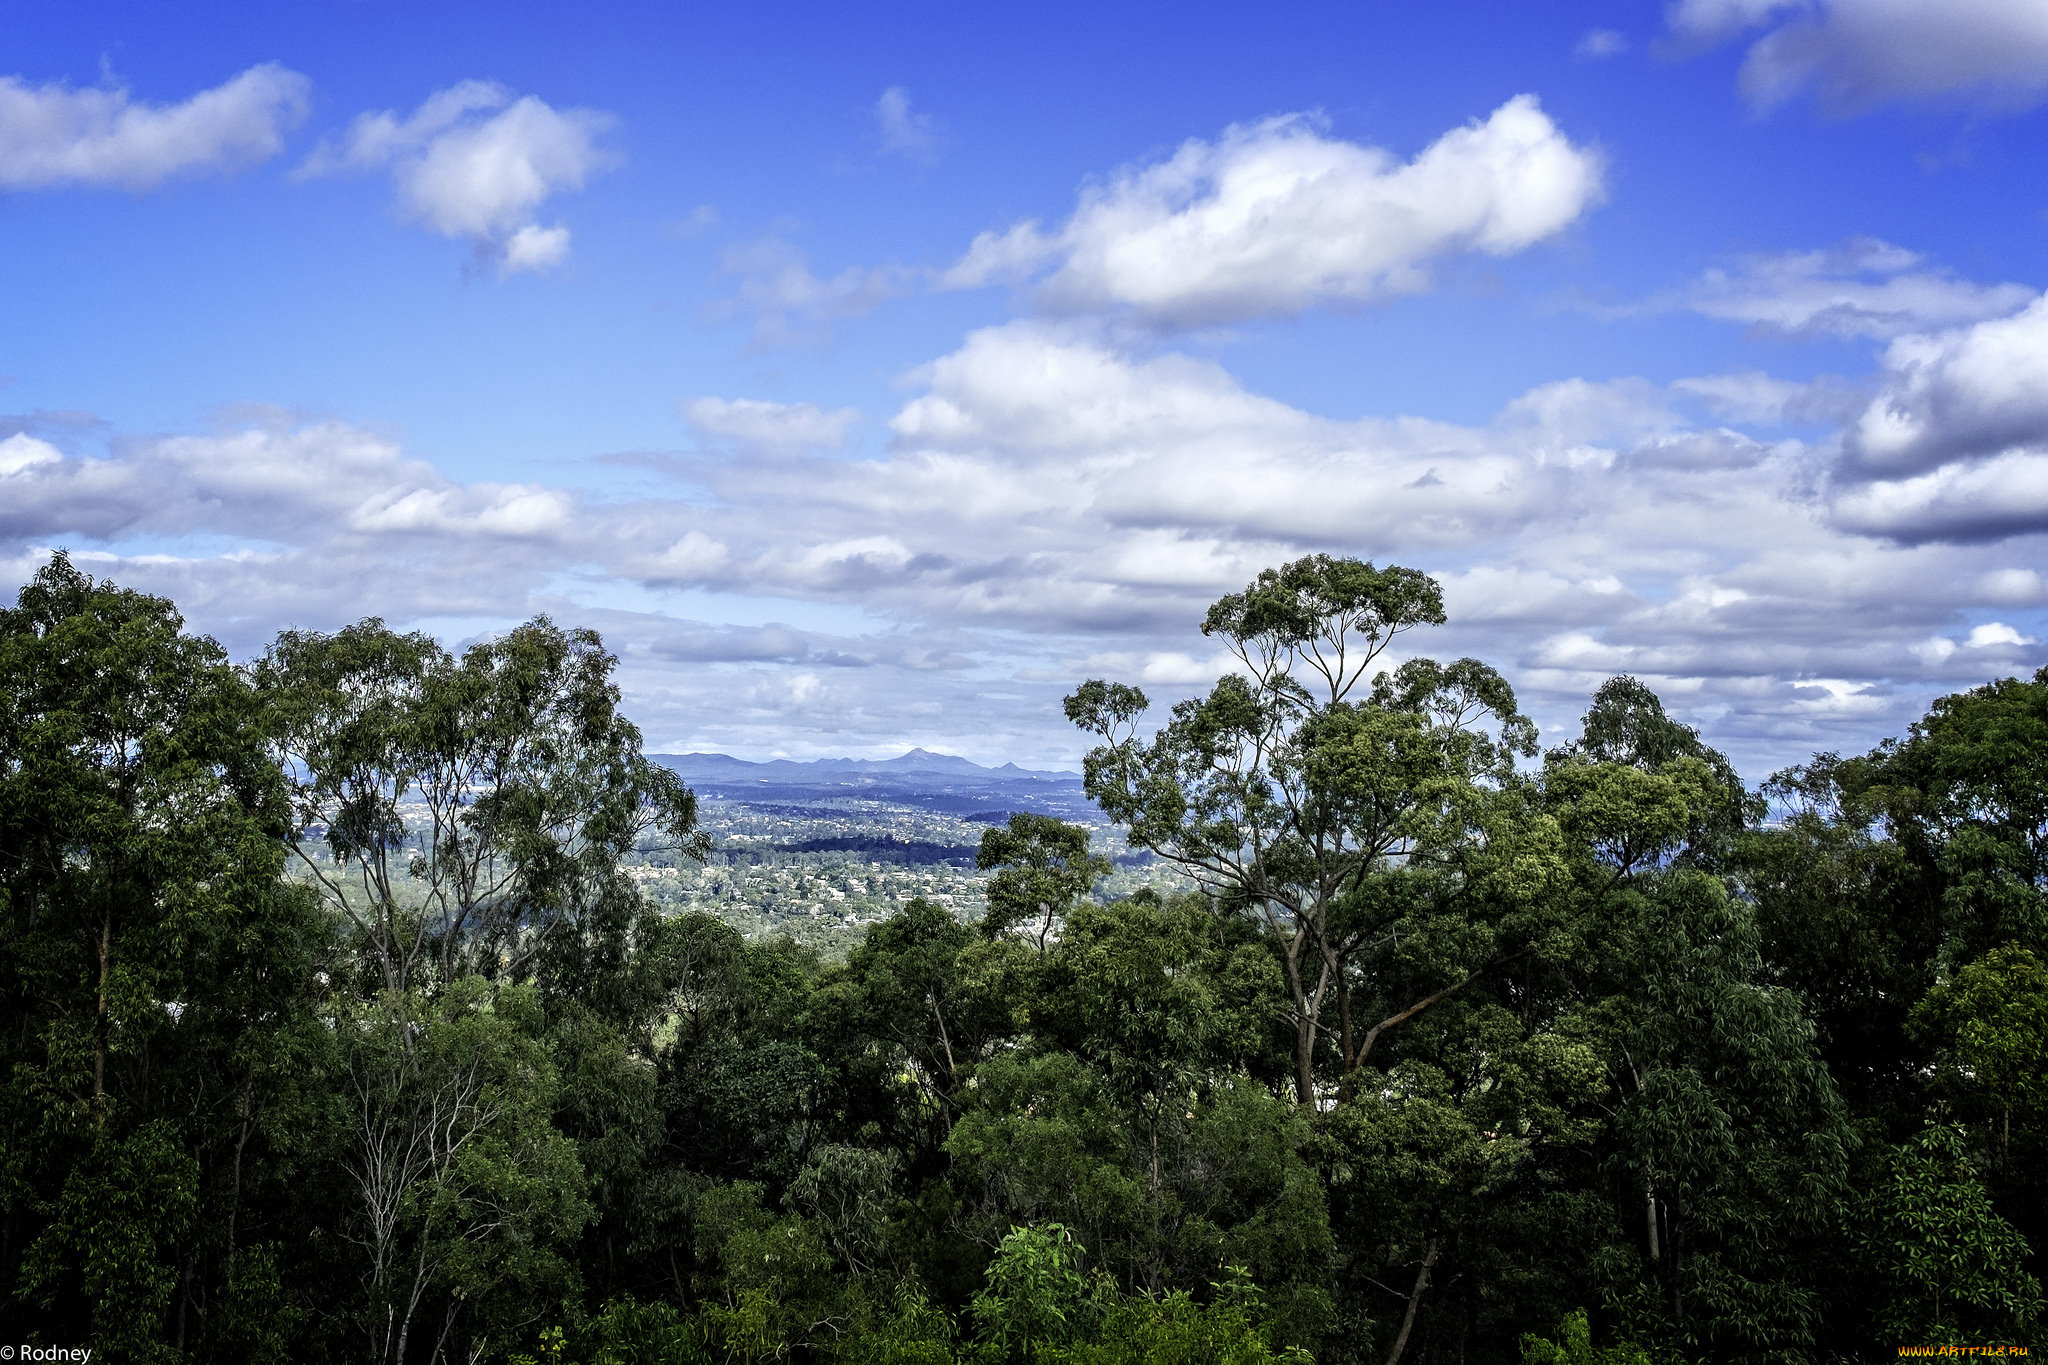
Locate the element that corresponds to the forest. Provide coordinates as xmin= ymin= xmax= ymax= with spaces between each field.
xmin=2 ymin=550 xmax=2042 ymax=1364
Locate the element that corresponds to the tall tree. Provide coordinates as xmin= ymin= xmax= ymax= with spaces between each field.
xmin=256 ymin=616 xmax=706 ymax=995
xmin=1066 ymin=555 xmax=1548 ymax=1105
xmin=0 ymin=554 xmax=329 ymax=1358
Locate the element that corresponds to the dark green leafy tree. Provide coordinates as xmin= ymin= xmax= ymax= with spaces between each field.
xmin=977 ymin=814 xmax=1112 ymax=951
xmin=1542 ymin=693 xmax=1856 ymax=1362
xmin=1518 ymin=1308 xmax=1651 ymax=1365
xmin=947 ymin=894 xmax=1328 ymax=1315
xmin=0 ymin=554 xmax=331 ymax=1359
xmin=1736 ymin=751 xmax=1942 ymax=1137
xmin=1912 ymin=944 xmax=2048 ymax=1168
xmin=1871 ymin=666 xmax=2048 ymax=965
xmin=333 ymin=978 xmax=590 ymax=1364
xmin=1863 ymin=1121 xmax=2043 ymax=1345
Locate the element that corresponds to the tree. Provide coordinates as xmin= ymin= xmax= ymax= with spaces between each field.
xmin=334 ymin=978 xmax=590 ymax=1364
xmin=0 ymin=554 xmax=330 ymax=1358
xmin=1864 ymin=1122 xmax=2043 ymax=1345
xmin=256 ymin=616 xmax=706 ymax=995
xmin=1066 ymin=556 xmax=1547 ymax=1106
xmin=977 ymin=814 xmax=1112 ymax=952
xmin=1911 ymin=944 xmax=2048 ymax=1190
xmin=945 ymin=894 xmax=1328 ymax=1313
xmin=1876 ymin=666 xmax=2048 ymax=965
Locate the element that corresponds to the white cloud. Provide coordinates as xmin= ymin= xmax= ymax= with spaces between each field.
xmin=875 ymin=87 xmax=941 ymax=161
xmin=684 ymin=397 xmax=860 ymax=453
xmin=639 ymin=531 xmax=732 ymax=584
xmin=501 ymin=223 xmax=571 ymax=275
xmin=1843 ymin=291 xmax=2048 ymax=478
xmin=1576 ymin=29 xmax=1631 ymax=59
xmin=0 ymin=63 xmax=309 ymax=191
xmin=942 ymin=96 xmax=1604 ymax=326
xmin=0 ymin=415 xmax=576 ymax=550
xmin=1966 ymin=620 xmax=2033 ymax=647
xmin=1673 ymin=372 xmax=1820 ymax=424
xmin=300 ymin=81 xmax=615 ymax=273
xmin=709 ymin=238 xmax=917 ymax=348
xmin=1679 ymin=238 xmax=2034 ymax=339
xmin=0 ymin=433 xmax=62 ymax=476
xmin=1667 ymin=0 xmax=2048 ymax=113
xmin=8 ymin=325 xmax=2045 ymax=775
xmin=1831 ymin=448 xmax=2048 ymax=543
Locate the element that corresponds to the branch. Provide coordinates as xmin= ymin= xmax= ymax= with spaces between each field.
xmin=1347 ymin=946 xmax=1535 ymax=1074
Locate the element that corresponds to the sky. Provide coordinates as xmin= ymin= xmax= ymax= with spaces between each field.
xmin=5 ymin=0 xmax=2048 ymax=775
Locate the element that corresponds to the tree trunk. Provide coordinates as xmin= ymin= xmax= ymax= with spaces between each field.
xmin=1384 ymin=1237 xmax=1442 ymax=1365
xmin=1276 ymin=931 xmax=1319 ymax=1106
xmin=94 ymin=908 xmax=112 ymax=1123
xmin=1643 ymin=1165 xmax=1660 ymax=1263
xmin=1294 ymin=1013 xmax=1317 ymax=1107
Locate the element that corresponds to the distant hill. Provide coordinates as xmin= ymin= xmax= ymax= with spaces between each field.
xmin=649 ymin=749 xmax=1099 ymax=824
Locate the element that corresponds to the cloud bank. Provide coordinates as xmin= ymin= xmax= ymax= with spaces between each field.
xmin=11 ymin=304 xmax=2043 ymax=772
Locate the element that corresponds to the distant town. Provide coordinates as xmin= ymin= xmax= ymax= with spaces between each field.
xmin=632 ymin=750 xmax=1193 ymax=954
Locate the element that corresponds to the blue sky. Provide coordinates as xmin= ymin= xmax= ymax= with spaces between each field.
xmin=6 ymin=0 xmax=2048 ymax=773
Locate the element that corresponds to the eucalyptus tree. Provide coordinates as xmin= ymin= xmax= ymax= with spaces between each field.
xmin=1543 ymin=686 xmax=1856 ymax=1362
xmin=334 ymin=978 xmax=589 ymax=1365
xmin=1066 ymin=556 xmax=1553 ymax=1106
xmin=976 ymin=812 xmax=1112 ymax=951
xmin=256 ymin=616 xmax=706 ymax=993
xmin=1876 ymin=665 xmax=2048 ymax=964
xmin=0 ymin=554 xmax=331 ymax=1356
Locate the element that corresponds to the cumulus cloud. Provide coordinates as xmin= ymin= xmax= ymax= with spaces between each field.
xmin=1666 ymin=0 xmax=2048 ymax=113
xmin=0 ymin=415 xmax=576 ymax=595
xmin=941 ymin=96 xmax=1604 ymax=327
xmin=1822 ymin=289 xmax=2048 ymax=544
xmin=1679 ymin=238 xmax=2034 ymax=339
xmin=1832 ymin=450 xmax=2048 ymax=543
xmin=660 ymin=324 xmax=2044 ymax=768
xmin=0 ymin=64 xmax=309 ymax=191
xmin=300 ymin=81 xmax=615 ymax=274
xmin=875 ymin=87 xmax=941 ymax=161
xmin=0 ymin=432 xmax=63 ymax=476
xmin=1841 ymin=291 xmax=2048 ymax=478
xmin=684 ymin=397 xmax=860 ymax=453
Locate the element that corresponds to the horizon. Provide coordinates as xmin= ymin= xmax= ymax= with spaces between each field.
xmin=6 ymin=1 xmax=2048 ymax=779
xmin=652 ymin=746 xmax=1074 ymax=773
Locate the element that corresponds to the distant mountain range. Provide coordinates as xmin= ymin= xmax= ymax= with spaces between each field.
xmin=649 ymin=749 xmax=1099 ymax=824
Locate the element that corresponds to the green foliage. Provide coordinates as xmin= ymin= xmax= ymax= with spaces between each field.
xmin=971 ymin=1223 xmax=1094 ymax=1357
xmin=0 ymin=554 xmax=334 ymax=1356
xmin=1519 ymin=1309 xmax=1653 ymax=1365
xmin=1911 ymin=944 xmax=2048 ymax=1162
xmin=12 ymin=552 xmax=2048 ymax=1365
xmin=1861 ymin=666 xmax=2048 ymax=965
xmin=1864 ymin=1122 xmax=2044 ymax=1345
xmin=256 ymin=613 xmax=706 ymax=996
xmin=1068 ymin=554 xmax=1541 ymax=1115
xmin=331 ymin=977 xmax=592 ymax=1361
xmin=978 ymin=814 xmax=1113 ymax=950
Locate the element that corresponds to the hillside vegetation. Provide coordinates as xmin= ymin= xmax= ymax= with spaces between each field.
xmin=2 ymin=552 xmax=2042 ymax=1364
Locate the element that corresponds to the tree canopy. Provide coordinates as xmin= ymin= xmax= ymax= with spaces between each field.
xmin=3 ymin=552 xmax=2043 ymax=1363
